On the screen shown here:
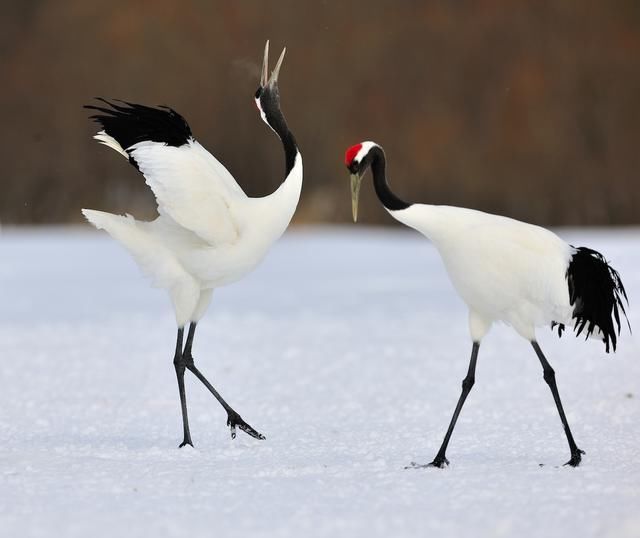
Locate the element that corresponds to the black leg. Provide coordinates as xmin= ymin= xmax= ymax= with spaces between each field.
xmin=173 ymin=327 xmax=193 ymax=448
xmin=407 ymin=342 xmax=480 ymax=469
xmin=531 ymin=341 xmax=585 ymax=467
xmin=183 ymin=323 xmax=265 ymax=440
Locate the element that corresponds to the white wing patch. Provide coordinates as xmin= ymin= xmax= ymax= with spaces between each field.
xmin=94 ymin=131 xmax=129 ymax=159
xmin=129 ymin=139 xmax=245 ymax=246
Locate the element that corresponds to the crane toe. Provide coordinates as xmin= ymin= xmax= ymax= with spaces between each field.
xmin=404 ymin=457 xmax=450 ymax=470
xmin=226 ymin=410 xmax=266 ymax=441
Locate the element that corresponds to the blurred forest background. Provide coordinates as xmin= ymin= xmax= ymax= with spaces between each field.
xmin=1 ymin=0 xmax=639 ymax=226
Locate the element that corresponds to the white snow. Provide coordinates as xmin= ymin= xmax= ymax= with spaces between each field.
xmin=1 ymin=226 xmax=639 ymax=538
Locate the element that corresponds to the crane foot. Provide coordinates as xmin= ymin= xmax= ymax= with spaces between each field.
xmin=226 ymin=409 xmax=265 ymax=441
xmin=405 ymin=456 xmax=449 ymax=470
xmin=564 ymin=448 xmax=586 ymax=467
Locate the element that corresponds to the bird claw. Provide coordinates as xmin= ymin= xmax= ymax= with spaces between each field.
xmin=405 ymin=461 xmax=429 ymax=470
xmin=405 ymin=457 xmax=449 ymax=470
xmin=428 ymin=456 xmax=450 ymax=468
xmin=178 ymin=438 xmax=193 ymax=448
xmin=226 ymin=410 xmax=265 ymax=441
xmin=563 ymin=448 xmax=586 ymax=467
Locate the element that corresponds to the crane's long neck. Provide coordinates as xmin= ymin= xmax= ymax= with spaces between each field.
xmin=274 ymin=117 xmax=299 ymax=180
xmin=369 ymin=146 xmax=410 ymax=212
xmin=269 ymin=104 xmax=302 ymax=198
xmin=254 ymin=99 xmax=302 ymax=240
xmin=368 ymin=145 xmax=450 ymax=243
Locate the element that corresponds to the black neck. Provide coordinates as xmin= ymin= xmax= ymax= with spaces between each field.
xmin=278 ymin=126 xmax=298 ymax=177
xmin=263 ymin=98 xmax=298 ymax=177
xmin=369 ymin=146 xmax=410 ymax=211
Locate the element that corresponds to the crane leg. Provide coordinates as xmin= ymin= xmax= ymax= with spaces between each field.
xmin=407 ymin=342 xmax=480 ymax=469
xmin=182 ymin=322 xmax=265 ymax=441
xmin=173 ymin=327 xmax=193 ymax=448
xmin=531 ymin=341 xmax=585 ymax=467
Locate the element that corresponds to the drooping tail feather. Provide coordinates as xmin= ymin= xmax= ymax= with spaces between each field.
xmin=565 ymin=246 xmax=630 ymax=353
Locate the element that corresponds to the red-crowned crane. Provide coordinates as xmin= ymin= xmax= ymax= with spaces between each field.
xmin=345 ymin=141 xmax=629 ymax=468
xmin=82 ymin=42 xmax=302 ymax=447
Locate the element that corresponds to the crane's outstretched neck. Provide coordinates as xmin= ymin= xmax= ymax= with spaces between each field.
xmin=360 ymin=143 xmax=450 ymax=244
xmin=254 ymin=86 xmax=302 ymax=238
xmin=368 ymin=146 xmax=410 ymax=211
xmin=269 ymin=107 xmax=299 ymax=179
xmin=255 ymin=87 xmax=300 ymax=182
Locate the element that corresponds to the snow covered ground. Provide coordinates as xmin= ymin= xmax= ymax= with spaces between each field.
xmin=1 ymin=226 xmax=639 ymax=538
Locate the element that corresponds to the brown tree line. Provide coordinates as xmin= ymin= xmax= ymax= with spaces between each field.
xmin=1 ymin=0 xmax=639 ymax=226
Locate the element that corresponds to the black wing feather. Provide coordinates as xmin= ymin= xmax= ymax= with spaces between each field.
xmin=84 ymin=98 xmax=192 ymax=155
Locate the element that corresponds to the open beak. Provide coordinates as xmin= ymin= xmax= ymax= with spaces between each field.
xmin=350 ymin=173 xmax=363 ymax=223
xmin=261 ymin=40 xmax=286 ymax=88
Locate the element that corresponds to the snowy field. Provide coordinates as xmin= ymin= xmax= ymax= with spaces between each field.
xmin=1 ymin=226 xmax=639 ymax=538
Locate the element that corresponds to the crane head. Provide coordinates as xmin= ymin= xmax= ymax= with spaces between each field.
xmin=254 ymin=40 xmax=286 ymax=130
xmin=344 ymin=141 xmax=378 ymax=222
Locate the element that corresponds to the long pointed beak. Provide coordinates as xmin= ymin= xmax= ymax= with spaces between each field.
xmin=261 ymin=40 xmax=270 ymax=86
xmin=269 ymin=47 xmax=286 ymax=85
xmin=260 ymin=40 xmax=286 ymax=88
xmin=350 ymin=173 xmax=363 ymax=223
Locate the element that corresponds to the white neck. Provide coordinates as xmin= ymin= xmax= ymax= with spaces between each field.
xmin=388 ymin=204 xmax=453 ymax=245
xmin=249 ymin=152 xmax=303 ymax=240
xmin=271 ymin=151 xmax=303 ymax=221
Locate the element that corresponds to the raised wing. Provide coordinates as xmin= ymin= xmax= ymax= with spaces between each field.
xmin=131 ymin=139 xmax=243 ymax=245
xmin=85 ymin=99 xmax=245 ymax=245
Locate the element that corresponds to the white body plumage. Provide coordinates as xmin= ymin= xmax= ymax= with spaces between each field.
xmin=84 ymin=138 xmax=302 ymax=326
xmin=346 ymin=140 xmax=626 ymax=347
xmin=392 ymin=204 xmax=573 ymax=341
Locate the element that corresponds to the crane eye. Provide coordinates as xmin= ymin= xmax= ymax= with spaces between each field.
xmin=254 ymin=88 xmax=262 ymax=99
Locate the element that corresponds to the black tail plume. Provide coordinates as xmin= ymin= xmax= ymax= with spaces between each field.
xmin=566 ymin=247 xmax=630 ymax=353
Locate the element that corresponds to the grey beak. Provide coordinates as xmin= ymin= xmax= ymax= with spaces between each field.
xmin=260 ymin=40 xmax=286 ymax=88
xmin=350 ymin=173 xmax=363 ymax=223
xmin=269 ymin=47 xmax=286 ymax=86
xmin=261 ymin=40 xmax=270 ymax=86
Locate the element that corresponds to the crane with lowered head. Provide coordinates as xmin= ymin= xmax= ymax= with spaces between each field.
xmin=345 ymin=140 xmax=629 ymax=468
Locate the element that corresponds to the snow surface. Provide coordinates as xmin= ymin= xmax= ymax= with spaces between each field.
xmin=1 ymin=226 xmax=639 ymax=538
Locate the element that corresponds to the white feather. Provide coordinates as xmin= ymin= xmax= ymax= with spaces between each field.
xmin=82 ymin=147 xmax=302 ymax=327
xmin=390 ymin=204 xmax=573 ymax=341
xmin=93 ymin=131 xmax=129 ymax=159
xmin=353 ymin=141 xmax=378 ymax=164
xmin=128 ymin=139 xmax=243 ymax=246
